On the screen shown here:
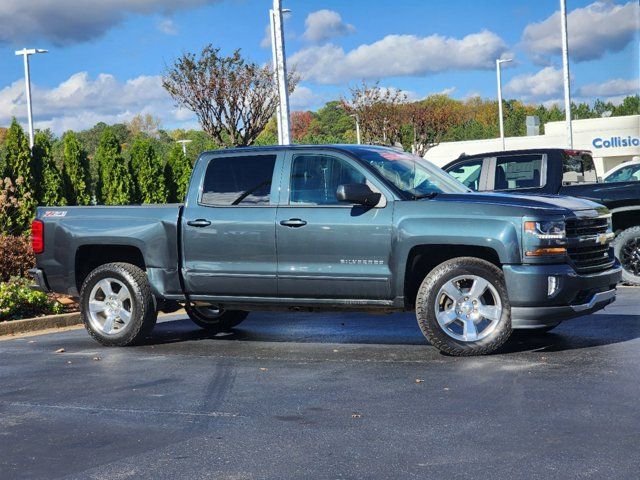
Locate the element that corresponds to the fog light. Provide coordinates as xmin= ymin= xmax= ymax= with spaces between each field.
xmin=548 ymin=276 xmax=559 ymax=297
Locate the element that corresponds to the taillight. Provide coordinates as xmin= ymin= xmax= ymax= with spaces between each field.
xmin=31 ymin=219 xmax=44 ymax=254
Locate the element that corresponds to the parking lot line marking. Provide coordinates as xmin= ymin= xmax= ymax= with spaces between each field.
xmin=0 ymin=400 xmax=240 ymax=418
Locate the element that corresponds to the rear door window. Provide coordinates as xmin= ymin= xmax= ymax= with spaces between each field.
xmin=494 ymin=154 xmax=544 ymax=190
xmin=446 ymin=158 xmax=484 ymax=191
xmin=201 ymin=154 xmax=277 ymax=206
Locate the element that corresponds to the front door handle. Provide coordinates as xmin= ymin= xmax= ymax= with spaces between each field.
xmin=280 ymin=218 xmax=307 ymax=228
xmin=187 ymin=219 xmax=211 ymax=228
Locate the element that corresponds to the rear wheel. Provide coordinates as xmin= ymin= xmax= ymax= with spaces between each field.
xmin=415 ymin=257 xmax=512 ymax=356
xmin=614 ymin=226 xmax=640 ymax=285
xmin=80 ymin=262 xmax=157 ymax=346
xmin=185 ymin=304 xmax=248 ymax=332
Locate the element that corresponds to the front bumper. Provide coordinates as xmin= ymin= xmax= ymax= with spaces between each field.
xmin=28 ymin=268 xmax=51 ymax=293
xmin=503 ymin=263 xmax=622 ymax=329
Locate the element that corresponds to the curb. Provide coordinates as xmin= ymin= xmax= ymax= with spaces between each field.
xmin=0 ymin=312 xmax=81 ymax=336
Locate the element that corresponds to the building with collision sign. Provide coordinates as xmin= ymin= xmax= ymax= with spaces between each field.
xmin=424 ymin=114 xmax=640 ymax=176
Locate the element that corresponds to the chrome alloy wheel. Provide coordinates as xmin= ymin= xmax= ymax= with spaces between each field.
xmin=621 ymin=236 xmax=640 ymax=276
xmin=88 ymin=278 xmax=133 ymax=335
xmin=434 ymin=274 xmax=503 ymax=342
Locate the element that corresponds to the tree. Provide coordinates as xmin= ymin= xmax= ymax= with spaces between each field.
xmin=129 ymin=137 xmax=167 ymax=204
xmin=95 ymin=128 xmax=134 ymax=205
xmin=164 ymin=143 xmax=192 ymax=203
xmin=163 ymin=45 xmax=297 ymax=147
xmin=33 ymin=131 xmax=66 ymax=206
xmin=612 ymin=95 xmax=639 ymax=116
xmin=127 ymin=113 xmax=162 ymax=138
xmin=291 ymin=111 xmax=313 ymax=143
xmin=61 ymin=131 xmax=91 ymax=205
xmin=342 ymin=81 xmax=406 ymax=145
xmin=2 ymin=119 xmax=35 ymax=233
xmin=403 ymin=95 xmax=465 ymax=155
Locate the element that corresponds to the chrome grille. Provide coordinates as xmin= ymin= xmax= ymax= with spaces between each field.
xmin=566 ymin=217 xmax=614 ymax=274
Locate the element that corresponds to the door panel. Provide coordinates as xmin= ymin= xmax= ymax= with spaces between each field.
xmin=276 ymin=151 xmax=394 ymax=299
xmin=181 ymin=152 xmax=282 ymax=297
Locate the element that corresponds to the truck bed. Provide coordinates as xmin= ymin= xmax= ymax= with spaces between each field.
xmin=35 ymin=205 xmax=183 ymax=299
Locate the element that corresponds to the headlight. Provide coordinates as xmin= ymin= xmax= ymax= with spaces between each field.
xmin=524 ymin=220 xmax=566 ymax=240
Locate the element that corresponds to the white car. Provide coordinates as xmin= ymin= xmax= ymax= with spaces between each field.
xmin=604 ymin=158 xmax=640 ymax=183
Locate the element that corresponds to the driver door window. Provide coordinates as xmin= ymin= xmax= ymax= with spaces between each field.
xmin=289 ymin=154 xmax=367 ymax=205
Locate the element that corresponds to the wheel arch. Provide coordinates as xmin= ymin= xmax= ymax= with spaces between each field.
xmin=75 ymin=245 xmax=146 ymax=292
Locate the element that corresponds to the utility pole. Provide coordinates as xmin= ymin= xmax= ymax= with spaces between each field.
xmin=560 ymin=0 xmax=573 ymax=148
xmin=496 ymin=58 xmax=512 ymax=151
xmin=15 ymin=48 xmax=48 ymax=149
xmin=271 ymin=0 xmax=291 ymax=145
xmin=269 ymin=8 xmax=283 ymax=145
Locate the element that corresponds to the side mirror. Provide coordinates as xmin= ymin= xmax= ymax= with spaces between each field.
xmin=336 ymin=183 xmax=381 ymax=207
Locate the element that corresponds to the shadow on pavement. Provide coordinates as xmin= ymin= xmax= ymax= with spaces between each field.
xmin=141 ymin=310 xmax=640 ymax=355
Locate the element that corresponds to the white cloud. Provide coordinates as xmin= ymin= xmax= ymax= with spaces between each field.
xmin=290 ymin=30 xmax=509 ymax=84
xmin=522 ymin=1 xmax=640 ymax=63
xmin=578 ymin=78 xmax=639 ymax=97
xmin=289 ymin=86 xmax=323 ymax=110
xmin=504 ymin=66 xmax=564 ymax=101
xmin=439 ymin=87 xmax=456 ymax=96
xmin=157 ymin=18 xmax=178 ymax=35
xmin=0 ymin=71 xmax=195 ymax=134
xmin=303 ymin=10 xmax=355 ymax=43
xmin=0 ymin=0 xmax=219 ymax=45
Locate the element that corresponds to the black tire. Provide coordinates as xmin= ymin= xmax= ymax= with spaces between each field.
xmin=614 ymin=226 xmax=640 ymax=286
xmin=80 ymin=262 xmax=157 ymax=346
xmin=185 ymin=304 xmax=248 ymax=332
xmin=415 ymin=257 xmax=512 ymax=356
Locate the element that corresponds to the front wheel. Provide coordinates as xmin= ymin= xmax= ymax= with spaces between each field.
xmin=185 ymin=304 xmax=248 ymax=332
xmin=614 ymin=226 xmax=640 ymax=285
xmin=415 ymin=257 xmax=512 ymax=356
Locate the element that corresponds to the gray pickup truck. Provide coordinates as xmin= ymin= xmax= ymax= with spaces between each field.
xmin=30 ymin=145 xmax=622 ymax=356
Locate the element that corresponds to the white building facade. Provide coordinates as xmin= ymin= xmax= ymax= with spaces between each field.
xmin=424 ymin=114 xmax=640 ymax=176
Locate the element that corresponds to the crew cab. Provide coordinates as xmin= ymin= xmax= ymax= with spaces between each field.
xmin=31 ymin=145 xmax=622 ymax=356
xmin=443 ymin=148 xmax=640 ymax=285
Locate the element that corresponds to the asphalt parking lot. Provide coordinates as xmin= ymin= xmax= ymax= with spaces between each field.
xmin=1 ymin=287 xmax=638 ymax=480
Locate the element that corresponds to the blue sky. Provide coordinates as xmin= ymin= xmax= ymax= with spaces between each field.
xmin=0 ymin=0 xmax=637 ymax=133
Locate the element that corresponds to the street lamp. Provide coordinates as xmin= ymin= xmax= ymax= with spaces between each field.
xmin=269 ymin=0 xmax=291 ymax=145
xmin=176 ymin=139 xmax=192 ymax=156
xmin=15 ymin=48 xmax=48 ymax=150
xmin=350 ymin=114 xmax=361 ymax=144
xmin=496 ymin=58 xmax=512 ymax=151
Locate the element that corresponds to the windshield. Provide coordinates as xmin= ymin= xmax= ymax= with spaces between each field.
xmin=356 ymin=148 xmax=470 ymax=198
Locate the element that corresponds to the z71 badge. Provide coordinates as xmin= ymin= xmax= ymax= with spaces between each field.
xmin=43 ymin=210 xmax=67 ymax=217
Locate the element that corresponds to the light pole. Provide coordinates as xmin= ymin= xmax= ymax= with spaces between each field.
xmin=560 ymin=0 xmax=573 ymax=148
xmin=496 ymin=58 xmax=512 ymax=151
xmin=270 ymin=0 xmax=291 ymax=145
xmin=177 ymin=139 xmax=192 ymax=156
xmin=350 ymin=114 xmax=361 ymax=144
xmin=15 ymin=48 xmax=48 ymax=150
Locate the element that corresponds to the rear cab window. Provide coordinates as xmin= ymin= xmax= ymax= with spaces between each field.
xmin=562 ymin=151 xmax=598 ymax=184
xmin=494 ymin=154 xmax=544 ymax=190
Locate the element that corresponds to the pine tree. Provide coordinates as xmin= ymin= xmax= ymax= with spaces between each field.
xmin=61 ymin=131 xmax=91 ymax=205
xmin=33 ymin=131 xmax=67 ymax=206
xmin=2 ymin=118 xmax=36 ymax=233
xmin=129 ymin=137 xmax=167 ymax=204
xmin=164 ymin=143 xmax=192 ymax=202
xmin=95 ymin=128 xmax=134 ymax=205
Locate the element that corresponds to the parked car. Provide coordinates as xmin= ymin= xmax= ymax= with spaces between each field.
xmin=604 ymin=158 xmax=640 ymax=183
xmin=443 ymin=148 xmax=640 ymax=285
xmin=31 ymin=145 xmax=621 ymax=356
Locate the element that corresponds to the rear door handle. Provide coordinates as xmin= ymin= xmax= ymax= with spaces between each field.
xmin=187 ymin=219 xmax=211 ymax=228
xmin=280 ymin=218 xmax=307 ymax=228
